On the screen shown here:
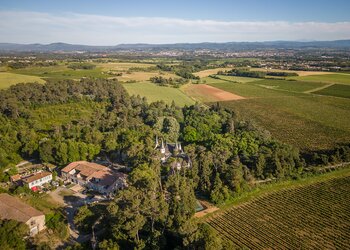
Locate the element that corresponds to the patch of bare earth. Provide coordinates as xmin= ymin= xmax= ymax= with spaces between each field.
xmin=194 ymin=200 xmax=219 ymax=218
xmin=183 ymin=84 xmax=245 ymax=102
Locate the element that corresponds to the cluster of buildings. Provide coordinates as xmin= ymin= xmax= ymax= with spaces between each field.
xmin=2 ymin=161 xmax=128 ymax=237
xmin=11 ymin=170 xmax=53 ymax=191
xmin=61 ymin=161 xmax=127 ymax=195
xmin=1 ymin=139 xmax=190 ymax=237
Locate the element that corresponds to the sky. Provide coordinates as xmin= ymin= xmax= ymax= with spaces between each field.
xmin=0 ymin=0 xmax=350 ymax=45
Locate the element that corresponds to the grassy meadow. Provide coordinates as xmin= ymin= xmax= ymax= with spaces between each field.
xmin=294 ymin=73 xmax=350 ymax=85
xmin=256 ymin=79 xmax=328 ymax=93
xmin=11 ymin=64 xmax=107 ymax=80
xmin=194 ymin=68 xmax=230 ymax=78
xmin=122 ymin=81 xmax=195 ymax=106
xmin=313 ymin=84 xmax=350 ymax=99
xmin=115 ymin=71 xmax=177 ymax=82
xmin=0 ymin=72 xmax=45 ymax=89
xmin=27 ymin=101 xmax=104 ymax=131
xmin=215 ymin=75 xmax=263 ymax=83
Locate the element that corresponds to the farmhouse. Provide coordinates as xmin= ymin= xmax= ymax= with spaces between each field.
xmin=0 ymin=193 xmax=45 ymax=236
xmin=61 ymin=161 xmax=127 ymax=194
xmin=22 ymin=171 xmax=52 ymax=191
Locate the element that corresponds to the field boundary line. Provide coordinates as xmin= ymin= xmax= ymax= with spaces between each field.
xmin=305 ymin=83 xmax=334 ymax=93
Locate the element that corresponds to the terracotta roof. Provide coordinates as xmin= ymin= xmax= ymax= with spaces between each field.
xmin=61 ymin=161 xmax=107 ymax=173
xmin=10 ymin=174 xmax=21 ymax=182
xmin=62 ymin=161 xmax=127 ymax=188
xmin=0 ymin=193 xmax=44 ymax=223
xmin=88 ymin=170 xmax=127 ymax=186
xmin=22 ymin=171 xmax=52 ymax=184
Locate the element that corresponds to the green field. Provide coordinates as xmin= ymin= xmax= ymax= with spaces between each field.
xmin=215 ymin=75 xmax=262 ymax=83
xmin=255 ymin=79 xmax=328 ymax=93
xmin=122 ymin=81 xmax=195 ymax=106
xmin=11 ymin=65 xmax=107 ymax=80
xmin=313 ymin=84 xmax=350 ymax=99
xmin=0 ymin=72 xmax=45 ymax=89
xmin=208 ymin=79 xmax=350 ymax=150
xmin=207 ymin=169 xmax=350 ymax=249
xmin=27 ymin=101 xmax=103 ymax=131
xmin=295 ymin=73 xmax=350 ymax=85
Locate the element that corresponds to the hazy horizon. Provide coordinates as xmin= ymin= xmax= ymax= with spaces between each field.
xmin=1 ymin=0 xmax=350 ymax=45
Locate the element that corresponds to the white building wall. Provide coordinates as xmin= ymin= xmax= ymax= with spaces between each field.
xmin=28 ymin=174 xmax=53 ymax=189
xmin=26 ymin=215 xmax=46 ymax=236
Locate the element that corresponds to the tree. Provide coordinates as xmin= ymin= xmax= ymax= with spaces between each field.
xmin=255 ymin=154 xmax=266 ymax=179
xmin=210 ymin=174 xmax=230 ymax=204
xmin=98 ymin=239 xmax=120 ymax=250
xmin=108 ymin=164 xmax=168 ymax=248
xmin=227 ymin=160 xmax=244 ymax=194
xmin=74 ymin=205 xmax=94 ymax=233
xmin=39 ymin=140 xmax=55 ymax=163
xmin=154 ymin=116 xmax=180 ymax=142
xmin=180 ymin=221 xmax=229 ymax=250
xmin=166 ymin=174 xmax=196 ymax=230
xmin=0 ymin=219 xmax=29 ymax=250
xmin=198 ymin=150 xmax=213 ymax=194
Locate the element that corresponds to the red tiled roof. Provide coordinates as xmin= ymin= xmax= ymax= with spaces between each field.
xmin=10 ymin=174 xmax=21 ymax=182
xmin=22 ymin=171 xmax=52 ymax=184
xmin=88 ymin=170 xmax=127 ymax=186
xmin=61 ymin=161 xmax=107 ymax=173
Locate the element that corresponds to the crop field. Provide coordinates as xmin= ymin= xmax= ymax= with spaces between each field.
xmin=215 ymin=75 xmax=262 ymax=83
xmin=207 ymin=171 xmax=350 ymax=249
xmin=313 ymin=84 xmax=350 ymax=99
xmin=122 ymin=81 xmax=195 ymax=106
xmin=194 ymin=68 xmax=230 ymax=78
xmin=0 ymin=72 xmax=45 ymax=89
xmin=251 ymin=67 xmax=333 ymax=76
xmin=255 ymin=79 xmax=328 ymax=93
xmin=115 ymin=71 xmax=177 ymax=82
xmin=209 ymin=79 xmax=350 ymax=150
xmin=295 ymin=73 xmax=350 ymax=85
xmin=181 ymin=84 xmax=244 ymax=102
xmin=10 ymin=65 xmax=107 ymax=80
xmin=97 ymin=62 xmax=153 ymax=71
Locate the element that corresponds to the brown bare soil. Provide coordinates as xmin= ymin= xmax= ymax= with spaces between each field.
xmin=194 ymin=200 xmax=219 ymax=218
xmin=182 ymin=84 xmax=245 ymax=102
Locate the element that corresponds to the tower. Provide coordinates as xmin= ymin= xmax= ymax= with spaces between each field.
xmin=160 ymin=139 xmax=165 ymax=154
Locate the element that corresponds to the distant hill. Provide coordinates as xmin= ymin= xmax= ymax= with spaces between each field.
xmin=1 ymin=40 xmax=350 ymax=52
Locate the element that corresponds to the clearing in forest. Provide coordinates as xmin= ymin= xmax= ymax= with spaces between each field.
xmin=0 ymin=72 xmax=45 ymax=89
xmin=182 ymin=84 xmax=245 ymax=102
xmin=122 ymin=81 xmax=195 ymax=106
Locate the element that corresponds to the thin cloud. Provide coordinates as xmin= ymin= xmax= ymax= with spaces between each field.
xmin=0 ymin=11 xmax=349 ymax=44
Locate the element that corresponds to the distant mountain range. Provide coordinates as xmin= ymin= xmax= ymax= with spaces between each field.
xmin=1 ymin=40 xmax=350 ymax=52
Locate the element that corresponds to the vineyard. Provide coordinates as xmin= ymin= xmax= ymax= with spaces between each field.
xmin=207 ymin=175 xmax=350 ymax=249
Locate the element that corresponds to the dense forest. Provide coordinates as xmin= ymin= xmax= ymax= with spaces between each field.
xmin=0 ymin=78 xmax=350 ymax=249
